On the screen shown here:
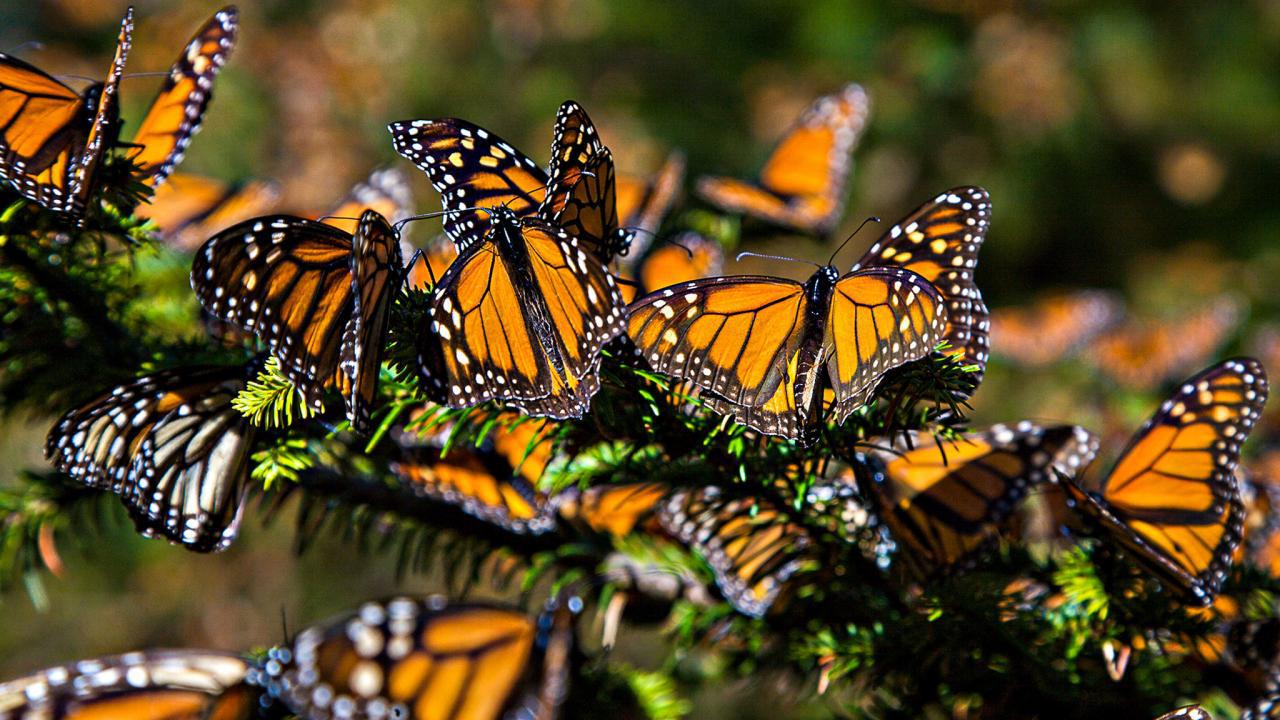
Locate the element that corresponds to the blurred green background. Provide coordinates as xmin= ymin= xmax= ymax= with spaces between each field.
xmin=1 ymin=0 xmax=1279 ymax=715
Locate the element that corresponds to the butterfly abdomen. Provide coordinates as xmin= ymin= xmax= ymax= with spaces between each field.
xmin=794 ymin=265 xmax=840 ymax=437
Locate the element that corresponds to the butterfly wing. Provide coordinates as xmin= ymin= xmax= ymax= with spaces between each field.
xmin=539 ymin=99 xmax=604 ymax=220
xmin=320 ymin=166 xmax=413 ymax=234
xmin=390 ymin=451 xmax=557 ymax=534
xmin=823 ymin=267 xmax=948 ymax=424
xmin=336 ymin=211 xmax=402 ymax=432
xmin=44 ymin=364 xmax=255 ymax=552
xmin=0 ymin=10 xmax=131 ymax=219
xmin=1090 ymin=297 xmax=1240 ymax=390
xmin=553 ymin=147 xmax=626 ymax=260
xmin=129 ymin=7 xmax=238 ymax=188
xmin=146 ymin=173 xmax=281 ymax=252
xmin=262 ymin=597 xmax=572 ymax=720
xmin=658 ymin=486 xmax=811 ymax=617
xmin=192 ymin=216 xmax=355 ymax=409
xmin=697 ymin=83 xmax=869 ymax=235
xmin=634 ymin=231 xmax=724 ymax=296
xmin=1154 ymin=707 xmax=1212 ymax=720
xmin=0 ymin=650 xmax=250 ymax=720
xmin=388 ymin=117 xmax=546 ymax=251
xmin=1064 ymin=358 xmax=1268 ymax=604
xmin=853 ymin=187 xmax=991 ymax=389
xmin=862 ymin=423 xmax=1098 ymax=572
xmin=627 ymin=275 xmax=810 ymax=439
xmin=554 ymin=482 xmax=667 ymax=537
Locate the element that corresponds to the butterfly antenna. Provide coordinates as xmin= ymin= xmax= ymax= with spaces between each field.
xmin=827 ymin=215 xmax=880 ymax=267
xmin=314 ymin=214 xmax=361 ymax=224
xmin=121 ymin=70 xmax=173 ymax=80
xmin=54 ymin=73 xmax=100 ymax=84
xmin=735 ymin=251 xmax=820 ymax=268
xmin=392 ymin=206 xmax=493 ymax=233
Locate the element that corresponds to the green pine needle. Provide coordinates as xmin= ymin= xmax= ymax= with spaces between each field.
xmin=233 ymin=356 xmax=316 ymax=428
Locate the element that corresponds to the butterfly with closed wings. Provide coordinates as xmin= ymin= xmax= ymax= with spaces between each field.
xmin=697 ymin=83 xmax=869 ymax=236
xmin=44 ymin=362 xmax=258 ymax=552
xmin=1062 ymin=358 xmax=1268 ymax=605
xmin=192 ymin=210 xmax=402 ymax=433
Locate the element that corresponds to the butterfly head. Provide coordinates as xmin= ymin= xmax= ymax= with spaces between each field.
xmin=805 ymin=264 xmax=841 ymax=303
xmin=485 ymin=203 xmax=522 ymax=228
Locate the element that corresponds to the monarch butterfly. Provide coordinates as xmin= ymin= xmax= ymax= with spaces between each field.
xmin=0 ymin=650 xmax=253 ymax=720
xmin=614 ymin=151 xmax=685 ymax=262
xmin=850 ymin=187 xmax=992 ymax=387
xmin=389 ymin=100 xmax=628 ymax=260
xmin=192 ymin=211 xmax=402 ymax=432
xmin=627 ymin=261 xmax=947 ymax=443
xmin=657 ymin=486 xmax=812 ymax=617
xmin=0 ymin=8 xmax=132 ymax=221
xmin=144 ymin=173 xmax=281 ymax=252
xmin=127 ymin=7 xmax=239 ymax=189
xmin=1088 ymin=297 xmax=1240 ymax=390
xmin=989 ymin=289 xmax=1123 ymax=366
xmin=44 ymin=362 xmax=257 ymax=552
xmin=853 ymin=423 xmax=1098 ymax=573
xmin=696 ymin=83 xmax=870 ymax=236
xmin=416 ymin=205 xmax=627 ymax=419
xmin=555 ymin=482 xmax=668 ymax=538
xmin=258 ymin=595 xmax=575 ymax=720
xmin=1062 ymin=358 xmax=1268 ymax=604
xmin=389 ymin=449 xmax=558 ymax=534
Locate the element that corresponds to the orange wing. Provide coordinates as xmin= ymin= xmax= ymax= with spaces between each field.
xmin=552 ymin=148 xmax=626 ymax=260
xmin=990 ymin=289 xmax=1122 ymax=366
xmin=860 ymin=423 xmax=1098 ymax=573
xmin=633 ymin=231 xmax=724 ymax=299
xmin=852 ymin=187 xmax=991 ymax=389
xmin=539 ymin=99 xmax=604 ymax=221
xmin=130 ymin=7 xmax=238 ymax=188
xmin=628 ymin=275 xmax=810 ymax=438
xmin=404 ymin=236 xmax=458 ymax=292
xmin=697 ymin=83 xmax=869 ymax=235
xmin=261 ymin=597 xmax=573 ymax=720
xmin=336 ymin=211 xmax=403 ymax=432
xmin=0 ymin=651 xmax=250 ymax=720
xmin=823 ymin=267 xmax=947 ymax=423
xmin=658 ymin=486 xmax=811 ymax=617
xmin=390 ymin=451 xmax=557 ymax=534
xmin=0 ymin=9 xmax=132 ymax=220
xmin=1063 ymin=358 xmax=1268 ymax=604
xmin=419 ymin=212 xmax=626 ymax=419
xmin=389 ymin=117 xmax=546 ymax=251
xmin=145 ymin=172 xmax=281 ymax=252
xmin=1089 ymin=297 xmax=1240 ymax=390
xmin=192 ymin=216 xmax=355 ymax=410
xmin=554 ymin=482 xmax=667 ymax=537
xmin=615 ymin=150 xmax=685 ymax=261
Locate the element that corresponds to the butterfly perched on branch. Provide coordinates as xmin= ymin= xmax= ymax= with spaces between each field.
xmin=0 ymin=7 xmax=239 ymax=222
xmin=389 ymin=100 xmax=628 ymax=261
xmin=989 ymin=289 xmax=1123 ymax=366
xmin=416 ymin=205 xmax=627 ymax=419
xmin=697 ymin=83 xmax=870 ymax=236
xmin=192 ymin=210 xmax=402 ymax=432
xmin=44 ymin=361 xmax=259 ymax=552
xmin=1062 ymin=357 xmax=1268 ymax=605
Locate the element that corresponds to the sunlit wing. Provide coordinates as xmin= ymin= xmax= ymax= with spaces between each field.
xmin=390 ymin=450 xmax=557 ymax=534
xmin=696 ymin=83 xmax=869 ymax=235
xmin=1063 ymin=358 xmax=1268 ymax=604
xmin=129 ymin=7 xmax=238 ymax=188
xmin=852 ymin=187 xmax=991 ymax=389
xmin=658 ymin=486 xmax=811 ymax=617
xmin=627 ymin=275 xmax=809 ymax=439
xmin=989 ymin=289 xmax=1122 ymax=366
xmin=336 ymin=211 xmax=402 ymax=432
xmin=553 ymin=148 xmax=626 ymax=261
xmin=44 ymin=364 xmax=255 ymax=552
xmin=489 ymin=416 xmax=556 ymax=485
xmin=539 ymin=99 xmax=604 ymax=220
xmin=1089 ymin=297 xmax=1240 ymax=390
xmin=260 ymin=596 xmax=573 ymax=720
xmin=0 ymin=9 xmax=132 ymax=221
xmin=629 ymin=231 xmax=724 ymax=302
xmin=388 ymin=117 xmax=546 ymax=251
xmin=823 ymin=267 xmax=947 ymax=423
xmin=861 ymin=423 xmax=1098 ymax=572
xmin=554 ymin=482 xmax=667 ymax=537
xmin=192 ymin=216 xmax=355 ymax=409
xmin=0 ymin=650 xmax=250 ymax=720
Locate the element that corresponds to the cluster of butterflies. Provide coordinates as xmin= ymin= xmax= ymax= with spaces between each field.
xmin=991 ymin=288 xmax=1242 ymax=389
xmin=0 ymin=594 xmax=580 ymax=720
xmin=9 ymin=6 xmax=1280 ymax=720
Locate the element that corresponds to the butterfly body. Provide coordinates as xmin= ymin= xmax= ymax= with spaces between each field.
xmin=419 ymin=206 xmax=626 ymax=419
xmin=628 ymin=262 xmax=946 ymax=442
